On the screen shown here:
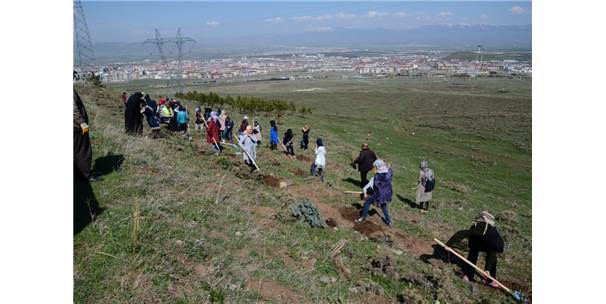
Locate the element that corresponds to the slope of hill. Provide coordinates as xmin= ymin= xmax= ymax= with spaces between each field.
xmin=74 ymin=76 xmax=531 ymax=303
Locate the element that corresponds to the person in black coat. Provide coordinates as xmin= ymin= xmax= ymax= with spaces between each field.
xmin=352 ymin=143 xmax=378 ymax=188
xmin=446 ymin=211 xmax=505 ymax=288
xmin=283 ymin=128 xmax=295 ymax=156
xmin=125 ymin=92 xmax=146 ymax=136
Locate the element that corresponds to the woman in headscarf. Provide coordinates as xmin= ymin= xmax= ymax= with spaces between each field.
xmin=125 ymin=92 xmax=146 ymax=136
xmin=300 ymin=124 xmax=310 ymax=150
xmin=269 ymin=120 xmax=279 ymax=150
xmin=282 ymin=128 xmax=295 ymax=156
xmin=219 ymin=111 xmax=227 ymax=140
xmin=206 ymin=111 xmax=222 ymax=155
xmin=143 ymin=94 xmax=161 ymax=138
xmin=311 ymin=138 xmax=326 ymax=181
xmin=416 ymin=160 xmax=435 ymax=211
xmin=355 ymin=159 xmax=393 ymax=226
xmin=239 ymin=125 xmax=258 ymax=171
xmin=446 ymin=211 xmax=504 ymax=288
xmin=252 ymin=118 xmax=262 ymax=146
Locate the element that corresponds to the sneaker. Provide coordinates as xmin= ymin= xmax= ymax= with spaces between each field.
xmin=461 ymin=274 xmax=470 ymax=282
xmin=354 ymin=217 xmax=366 ymax=224
xmin=482 ymin=278 xmax=499 ymax=288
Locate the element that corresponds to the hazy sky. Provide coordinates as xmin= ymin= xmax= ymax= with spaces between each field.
xmin=82 ymin=1 xmax=532 ymax=43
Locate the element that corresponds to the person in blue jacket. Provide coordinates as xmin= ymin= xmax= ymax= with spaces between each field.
xmin=269 ymin=120 xmax=279 ymax=150
xmin=143 ymin=94 xmax=160 ymax=138
xmin=355 ymin=159 xmax=393 ymax=226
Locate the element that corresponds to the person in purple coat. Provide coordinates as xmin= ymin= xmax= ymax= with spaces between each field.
xmin=355 ymin=159 xmax=393 ymax=226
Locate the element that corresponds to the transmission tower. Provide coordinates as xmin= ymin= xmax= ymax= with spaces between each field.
xmin=73 ymin=0 xmax=96 ymax=75
xmin=144 ymin=29 xmax=171 ymax=93
xmin=143 ymin=28 xmax=195 ymax=93
xmin=475 ymin=44 xmax=484 ymax=72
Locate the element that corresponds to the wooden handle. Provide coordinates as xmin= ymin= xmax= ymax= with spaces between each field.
xmin=344 ymin=191 xmax=362 ymax=194
xmin=434 ymin=238 xmax=512 ymax=294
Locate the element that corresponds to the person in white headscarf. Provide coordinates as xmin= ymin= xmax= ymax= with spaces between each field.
xmin=416 ymin=160 xmax=435 ymax=210
xmin=446 ymin=211 xmax=504 ymax=288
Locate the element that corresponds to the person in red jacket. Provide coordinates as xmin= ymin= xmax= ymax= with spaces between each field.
xmin=206 ymin=111 xmax=222 ymax=155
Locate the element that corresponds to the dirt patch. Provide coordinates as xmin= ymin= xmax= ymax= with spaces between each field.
xmin=442 ymin=180 xmax=472 ymax=194
xmin=296 ymin=154 xmax=312 ymax=162
xmin=393 ymin=231 xmax=433 ymax=256
xmin=354 ymin=220 xmax=384 ymax=236
xmin=246 ymin=278 xmax=307 ymax=303
xmin=365 ymin=256 xmax=399 ymax=279
xmin=262 ymin=175 xmax=281 ymax=187
xmin=291 ymin=168 xmax=307 ymax=176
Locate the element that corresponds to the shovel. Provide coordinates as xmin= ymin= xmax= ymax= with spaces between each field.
xmin=434 ymin=238 xmax=527 ymax=303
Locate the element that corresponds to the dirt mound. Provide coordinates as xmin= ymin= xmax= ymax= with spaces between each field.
xmin=262 ymin=175 xmax=281 ymax=187
xmin=354 ymin=220 xmax=384 ymax=236
xmin=296 ymin=154 xmax=312 ymax=162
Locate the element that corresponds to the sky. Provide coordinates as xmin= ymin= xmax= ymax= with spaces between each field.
xmin=82 ymin=1 xmax=532 ymax=43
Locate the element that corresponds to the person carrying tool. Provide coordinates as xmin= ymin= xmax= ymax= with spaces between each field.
xmin=282 ymin=128 xmax=295 ymax=156
xmin=416 ymin=160 xmax=436 ymax=210
xmin=352 ymin=143 xmax=377 ymax=189
xmin=446 ymin=211 xmax=505 ymax=288
xmin=206 ymin=111 xmax=222 ymax=155
xmin=239 ymin=125 xmax=258 ymax=171
xmin=269 ymin=120 xmax=279 ymax=150
xmin=355 ymin=159 xmax=393 ymax=226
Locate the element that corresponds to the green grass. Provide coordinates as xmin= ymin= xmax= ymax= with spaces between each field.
xmin=75 ymin=75 xmax=531 ymax=303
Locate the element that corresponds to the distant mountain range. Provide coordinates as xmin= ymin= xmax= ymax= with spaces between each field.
xmin=90 ymin=24 xmax=531 ymax=63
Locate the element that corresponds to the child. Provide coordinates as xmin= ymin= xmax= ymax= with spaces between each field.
xmin=355 ymin=159 xmax=393 ymax=226
xmin=283 ymin=128 xmax=295 ymax=156
xmin=311 ymin=138 xmax=326 ymax=182
xmin=269 ymin=120 xmax=279 ymax=150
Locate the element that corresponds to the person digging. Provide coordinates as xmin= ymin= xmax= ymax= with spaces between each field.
xmin=446 ymin=211 xmax=505 ymax=288
xmin=355 ymin=159 xmax=393 ymax=227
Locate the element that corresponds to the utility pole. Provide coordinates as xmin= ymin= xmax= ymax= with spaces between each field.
xmin=74 ymin=0 xmax=96 ymax=76
xmin=143 ymin=28 xmax=195 ymax=94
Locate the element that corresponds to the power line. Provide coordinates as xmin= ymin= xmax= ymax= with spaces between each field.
xmin=74 ymin=0 xmax=96 ymax=74
xmin=143 ymin=28 xmax=196 ymax=94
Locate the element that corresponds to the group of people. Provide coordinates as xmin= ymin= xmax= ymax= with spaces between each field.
xmin=349 ymin=143 xmax=503 ymax=288
xmin=123 ymin=92 xmax=191 ymax=140
xmin=118 ymin=91 xmax=505 ymax=289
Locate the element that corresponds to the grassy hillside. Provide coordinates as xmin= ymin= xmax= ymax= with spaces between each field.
xmin=75 ymin=76 xmax=531 ymax=303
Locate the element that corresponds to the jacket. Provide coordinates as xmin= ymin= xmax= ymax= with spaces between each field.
xmin=363 ymin=168 xmax=393 ymax=205
xmin=239 ymin=134 xmax=257 ymax=161
xmin=315 ymin=146 xmax=326 ymax=167
xmin=354 ymin=149 xmax=377 ymax=172
xmin=270 ymin=127 xmax=279 ymax=144
xmin=206 ymin=119 xmax=220 ymax=143
xmin=446 ymin=222 xmax=505 ymax=253
xmin=176 ymin=110 xmax=188 ymax=124
xmin=415 ymin=168 xmax=434 ymax=203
